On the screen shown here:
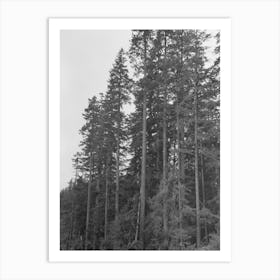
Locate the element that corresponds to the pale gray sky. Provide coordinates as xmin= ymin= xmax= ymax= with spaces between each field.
xmin=60 ymin=30 xmax=132 ymax=189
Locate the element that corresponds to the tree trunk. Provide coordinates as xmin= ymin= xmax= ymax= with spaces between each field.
xmin=200 ymin=149 xmax=208 ymax=242
xmin=115 ymin=100 xmax=120 ymax=222
xmin=156 ymin=88 xmax=161 ymax=178
xmin=177 ymin=32 xmax=184 ymax=249
xmin=139 ymin=31 xmax=148 ymax=248
xmin=156 ymin=128 xmax=160 ymax=176
xmin=69 ymin=198 xmax=74 ymax=241
xmin=66 ymin=181 xmax=75 ymax=250
xmin=194 ymin=86 xmax=201 ymax=248
xmin=176 ymin=93 xmax=183 ymax=249
xmin=162 ymin=32 xmax=168 ymax=249
xmin=134 ymin=198 xmax=141 ymax=241
xmin=104 ymin=155 xmax=109 ymax=242
xmin=85 ymin=153 xmax=93 ymax=249
xmin=92 ymin=173 xmax=100 ymax=249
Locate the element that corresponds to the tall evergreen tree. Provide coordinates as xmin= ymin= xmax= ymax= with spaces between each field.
xmin=129 ymin=30 xmax=153 ymax=248
xmin=79 ymin=96 xmax=102 ymax=249
xmin=103 ymin=48 xmax=131 ymax=247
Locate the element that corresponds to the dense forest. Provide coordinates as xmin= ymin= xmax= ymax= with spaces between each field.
xmin=60 ymin=29 xmax=220 ymax=250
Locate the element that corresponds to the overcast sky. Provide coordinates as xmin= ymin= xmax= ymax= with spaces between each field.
xmin=60 ymin=30 xmax=132 ymax=189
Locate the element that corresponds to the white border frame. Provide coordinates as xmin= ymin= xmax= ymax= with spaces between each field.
xmin=49 ymin=18 xmax=231 ymax=262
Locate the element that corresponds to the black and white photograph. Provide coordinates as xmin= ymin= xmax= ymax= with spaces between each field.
xmin=49 ymin=18 xmax=231 ymax=261
xmin=60 ymin=28 xmax=220 ymax=251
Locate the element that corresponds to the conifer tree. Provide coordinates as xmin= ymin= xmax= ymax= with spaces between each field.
xmin=79 ymin=96 xmax=102 ymax=249
xmin=105 ymin=49 xmax=131 ymax=223
xmin=102 ymin=49 xmax=131 ymax=248
xmin=129 ymin=30 xmax=153 ymax=247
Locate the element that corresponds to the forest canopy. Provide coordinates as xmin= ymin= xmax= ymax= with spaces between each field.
xmin=60 ymin=29 xmax=220 ymax=250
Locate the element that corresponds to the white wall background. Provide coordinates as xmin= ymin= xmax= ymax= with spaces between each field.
xmin=0 ymin=0 xmax=279 ymax=279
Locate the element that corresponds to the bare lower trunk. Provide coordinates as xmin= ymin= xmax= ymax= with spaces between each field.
xmin=66 ymin=198 xmax=74 ymax=250
xmin=200 ymin=150 xmax=208 ymax=242
xmin=135 ymin=198 xmax=141 ymax=241
xmin=70 ymin=199 xmax=74 ymax=242
xmin=194 ymin=88 xmax=201 ymax=248
xmin=162 ymin=93 xmax=168 ymax=247
xmin=162 ymin=32 xmax=168 ymax=249
xmin=156 ymin=129 xmax=160 ymax=175
xmin=85 ymin=153 xmax=93 ymax=249
xmin=176 ymin=96 xmax=183 ymax=248
xmin=139 ymin=32 xmax=148 ymax=248
xmin=115 ymin=113 xmax=120 ymax=222
xmin=104 ymin=156 xmax=109 ymax=242
xmin=177 ymin=33 xmax=185 ymax=249
xmin=92 ymin=174 xmax=100 ymax=249
xmin=156 ymin=88 xmax=161 ymax=178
